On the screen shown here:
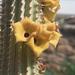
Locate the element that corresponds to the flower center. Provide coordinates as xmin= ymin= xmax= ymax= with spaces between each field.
xmin=24 ymin=32 xmax=30 ymax=38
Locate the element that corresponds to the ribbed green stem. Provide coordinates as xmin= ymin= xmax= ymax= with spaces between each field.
xmin=14 ymin=0 xmax=22 ymax=22
xmin=1 ymin=0 xmax=15 ymax=75
xmin=25 ymin=0 xmax=37 ymax=74
xmin=10 ymin=0 xmax=25 ymax=75
xmin=30 ymin=0 xmax=38 ymax=21
xmin=0 ymin=0 xmax=45 ymax=75
xmin=29 ymin=0 xmax=45 ymax=75
xmin=24 ymin=0 xmax=31 ymax=17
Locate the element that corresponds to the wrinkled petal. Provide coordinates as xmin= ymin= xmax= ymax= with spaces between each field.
xmin=27 ymin=37 xmax=49 ymax=57
xmin=21 ymin=17 xmax=39 ymax=33
xmin=13 ymin=17 xmax=62 ymax=57
xmin=39 ymin=0 xmax=60 ymax=21
xmin=49 ymin=31 xmax=62 ymax=47
xmin=13 ymin=17 xmax=39 ymax=42
xmin=46 ymin=22 xmax=57 ymax=31
xmin=13 ymin=22 xmax=26 ymax=42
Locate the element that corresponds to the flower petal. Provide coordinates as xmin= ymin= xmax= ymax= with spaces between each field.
xmin=27 ymin=37 xmax=49 ymax=57
xmin=13 ymin=22 xmax=26 ymax=42
xmin=49 ymin=31 xmax=62 ymax=47
xmin=13 ymin=17 xmax=39 ymax=42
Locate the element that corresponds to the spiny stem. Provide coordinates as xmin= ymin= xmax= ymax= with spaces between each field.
xmin=30 ymin=0 xmax=38 ymax=21
xmin=10 ymin=0 xmax=16 ymax=22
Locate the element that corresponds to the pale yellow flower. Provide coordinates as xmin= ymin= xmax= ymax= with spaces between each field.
xmin=13 ymin=17 xmax=39 ymax=42
xmin=44 ymin=22 xmax=62 ymax=47
xmin=13 ymin=22 xmax=26 ymax=42
xmin=27 ymin=21 xmax=61 ymax=56
xmin=13 ymin=17 xmax=62 ymax=57
xmin=49 ymin=31 xmax=62 ymax=47
xmin=27 ymin=37 xmax=49 ymax=57
xmin=38 ymin=0 xmax=60 ymax=21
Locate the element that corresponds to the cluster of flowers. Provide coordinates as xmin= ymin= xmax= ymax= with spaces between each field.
xmin=12 ymin=17 xmax=61 ymax=57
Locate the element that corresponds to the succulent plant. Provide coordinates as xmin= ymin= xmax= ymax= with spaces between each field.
xmin=2 ymin=0 xmax=75 ymax=75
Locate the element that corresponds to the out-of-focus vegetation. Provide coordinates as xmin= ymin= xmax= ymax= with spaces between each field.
xmin=39 ymin=15 xmax=75 ymax=75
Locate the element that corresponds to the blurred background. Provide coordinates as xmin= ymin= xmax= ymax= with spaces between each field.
xmin=57 ymin=0 xmax=75 ymax=53
xmin=57 ymin=0 xmax=75 ymax=51
xmin=41 ymin=0 xmax=75 ymax=75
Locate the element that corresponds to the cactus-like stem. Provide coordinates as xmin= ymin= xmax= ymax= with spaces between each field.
xmin=29 ymin=0 xmax=44 ymax=23
xmin=0 ymin=1 xmax=3 ymax=74
xmin=24 ymin=0 xmax=31 ymax=17
xmin=1 ymin=0 xmax=16 ymax=75
xmin=29 ymin=0 xmax=46 ymax=75
xmin=30 ymin=0 xmax=38 ymax=21
xmin=10 ymin=0 xmax=16 ymax=22
xmin=14 ymin=0 xmax=22 ymax=22
xmin=11 ymin=0 xmax=26 ymax=75
xmin=1 ymin=0 xmax=61 ymax=75
xmin=35 ymin=1 xmax=44 ymax=23
xmin=20 ymin=0 xmax=25 ymax=19
xmin=25 ymin=0 xmax=37 ymax=74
